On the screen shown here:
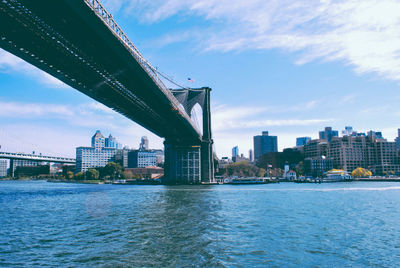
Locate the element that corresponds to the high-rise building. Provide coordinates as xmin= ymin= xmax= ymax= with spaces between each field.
xmin=396 ymin=129 xmax=400 ymax=150
xmin=91 ymin=130 xmax=105 ymax=148
xmin=76 ymin=130 xmax=118 ymax=172
xmin=304 ymin=139 xmax=328 ymax=159
xmin=367 ymin=130 xmax=384 ymax=140
xmin=105 ymin=134 xmax=121 ymax=149
xmin=327 ymin=135 xmax=400 ymax=175
xmin=296 ymin=137 xmax=311 ymax=147
xmin=328 ymin=136 xmax=367 ymax=172
xmin=319 ymin=127 xmax=339 ymax=142
xmin=114 ymin=148 xmax=129 ymax=168
xmin=0 ymin=160 xmax=7 ymax=177
xmin=253 ymin=131 xmax=278 ymax=160
xmin=232 ymin=146 xmax=239 ymax=158
xmin=140 ymin=136 xmax=149 ymax=150
xmin=249 ymin=149 xmax=254 ymax=162
xmin=128 ymin=150 xmax=157 ymax=168
xmin=342 ymin=126 xmax=354 ymax=136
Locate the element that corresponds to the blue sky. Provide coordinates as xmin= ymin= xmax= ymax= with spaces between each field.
xmin=1 ymin=0 xmax=400 ymax=158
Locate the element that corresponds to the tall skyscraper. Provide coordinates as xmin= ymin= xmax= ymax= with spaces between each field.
xmin=140 ymin=136 xmax=149 ymax=150
xmin=296 ymin=137 xmax=311 ymax=147
xmin=253 ymin=131 xmax=278 ymax=160
xmin=232 ymin=146 xmax=239 ymax=159
xmin=319 ymin=127 xmax=339 ymax=142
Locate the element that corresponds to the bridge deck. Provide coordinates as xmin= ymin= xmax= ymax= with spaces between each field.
xmin=0 ymin=0 xmax=202 ymax=144
xmin=0 ymin=152 xmax=75 ymax=163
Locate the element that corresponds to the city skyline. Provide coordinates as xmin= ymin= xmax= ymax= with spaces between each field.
xmin=1 ymin=0 xmax=400 ymax=158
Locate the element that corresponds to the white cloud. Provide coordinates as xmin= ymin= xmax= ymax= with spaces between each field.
xmin=109 ymin=0 xmax=400 ymax=81
xmin=0 ymin=101 xmax=74 ymax=118
xmin=0 ymin=49 xmax=69 ymax=88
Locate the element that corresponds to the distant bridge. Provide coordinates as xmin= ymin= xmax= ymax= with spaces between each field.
xmin=0 ymin=151 xmax=75 ymax=177
xmin=0 ymin=0 xmax=214 ymax=184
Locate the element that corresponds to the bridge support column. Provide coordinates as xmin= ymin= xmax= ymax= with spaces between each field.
xmin=200 ymin=140 xmax=214 ymax=183
xmin=9 ymin=159 xmax=15 ymax=178
xmin=200 ymin=87 xmax=214 ymax=183
xmin=163 ymin=141 xmax=201 ymax=184
xmin=163 ymin=141 xmax=214 ymax=184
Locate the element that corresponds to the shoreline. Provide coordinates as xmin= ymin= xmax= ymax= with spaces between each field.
xmin=3 ymin=178 xmax=400 ymax=185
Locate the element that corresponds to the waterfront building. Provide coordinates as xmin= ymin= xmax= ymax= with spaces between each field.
xmin=326 ymin=134 xmax=400 ymax=175
xmin=304 ymin=156 xmax=333 ymax=177
xmin=76 ymin=130 xmax=118 ymax=172
xmin=128 ymin=150 xmax=157 ymax=168
xmin=115 ymin=148 xmax=129 ymax=168
xmin=0 ymin=160 xmax=7 ymax=177
xmin=218 ymin=157 xmax=233 ymax=171
xmin=15 ymin=165 xmax=50 ymax=177
xmin=152 ymin=149 xmax=165 ymax=165
xmin=328 ymin=136 xmax=366 ymax=172
xmin=370 ymin=139 xmax=400 ymax=175
xmin=285 ymin=170 xmax=297 ymax=181
xmin=11 ymin=159 xmax=40 ymax=175
xmin=303 ymin=139 xmax=328 ymax=159
xmin=253 ymin=131 xmax=278 ymax=160
xmin=140 ymin=136 xmax=149 ymax=150
xmin=296 ymin=137 xmax=311 ymax=147
xmin=319 ymin=127 xmax=339 ymax=142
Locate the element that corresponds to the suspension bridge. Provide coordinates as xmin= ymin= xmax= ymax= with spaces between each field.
xmin=0 ymin=0 xmax=215 ymax=184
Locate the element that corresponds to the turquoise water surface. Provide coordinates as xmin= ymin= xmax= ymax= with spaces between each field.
xmin=1 ymin=180 xmax=400 ymax=267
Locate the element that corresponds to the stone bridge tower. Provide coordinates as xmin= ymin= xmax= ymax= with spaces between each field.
xmin=163 ymin=87 xmax=214 ymax=184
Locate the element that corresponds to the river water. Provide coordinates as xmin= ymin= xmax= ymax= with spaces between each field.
xmin=1 ymin=180 xmax=400 ymax=267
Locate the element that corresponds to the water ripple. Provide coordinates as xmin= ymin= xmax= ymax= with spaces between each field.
xmin=1 ymin=181 xmax=400 ymax=267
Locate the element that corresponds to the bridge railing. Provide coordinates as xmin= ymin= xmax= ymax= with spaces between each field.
xmin=84 ymin=0 xmax=198 ymax=131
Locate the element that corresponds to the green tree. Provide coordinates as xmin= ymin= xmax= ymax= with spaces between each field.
xmin=86 ymin=169 xmax=100 ymax=180
xmin=74 ymin=172 xmax=84 ymax=180
xmin=102 ymin=162 xmax=122 ymax=180
xmin=351 ymin=167 xmax=372 ymax=178
xmin=258 ymin=168 xmax=266 ymax=177
xmin=66 ymin=171 xmax=74 ymax=180
xmin=122 ymin=170 xmax=133 ymax=180
xmin=224 ymin=161 xmax=264 ymax=177
xmin=296 ymin=161 xmax=305 ymax=176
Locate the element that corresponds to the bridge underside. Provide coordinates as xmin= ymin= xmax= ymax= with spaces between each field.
xmin=0 ymin=0 xmax=201 ymax=144
xmin=0 ymin=0 xmax=214 ymax=184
